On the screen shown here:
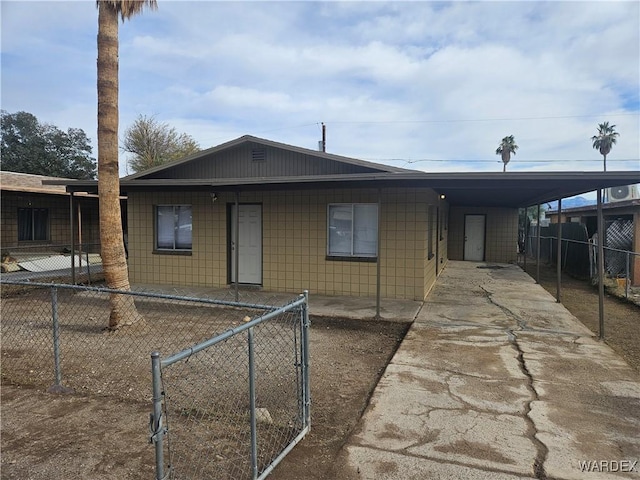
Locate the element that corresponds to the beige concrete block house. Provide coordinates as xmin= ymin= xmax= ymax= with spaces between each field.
xmin=112 ymin=136 xmax=518 ymax=301
xmin=55 ymin=135 xmax=639 ymax=301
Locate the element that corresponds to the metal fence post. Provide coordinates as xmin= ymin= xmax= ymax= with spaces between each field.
xmin=151 ymin=352 xmax=165 ymax=480
xmin=248 ymin=327 xmax=258 ymax=480
xmin=86 ymin=251 xmax=92 ymax=285
xmin=51 ymin=287 xmax=62 ymax=387
xmin=302 ymin=290 xmax=311 ymax=429
xmin=626 ymin=251 xmax=631 ymax=299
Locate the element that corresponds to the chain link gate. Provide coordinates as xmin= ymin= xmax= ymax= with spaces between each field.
xmin=150 ymin=292 xmax=310 ymax=480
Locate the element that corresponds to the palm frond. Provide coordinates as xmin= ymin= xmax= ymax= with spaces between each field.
xmin=591 ymin=121 xmax=619 ymax=152
xmin=496 ymin=135 xmax=518 ymax=155
xmin=97 ymin=0 xmax=158 ymax=21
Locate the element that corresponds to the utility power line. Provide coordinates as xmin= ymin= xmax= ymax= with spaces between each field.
xmin=365 ymin=158 xmax=640 ymax=165
xmin=329 ymin=112 xmax=639 ymax=125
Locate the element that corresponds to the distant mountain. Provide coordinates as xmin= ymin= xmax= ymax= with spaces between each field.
xmin=546 ymin=197 xmax=595 ymax=210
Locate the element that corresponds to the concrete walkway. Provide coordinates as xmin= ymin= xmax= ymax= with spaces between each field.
xmin=337 ymin=261 xmax=640 ymax=479
xmin=130 ymin=283 xmax=423 ymax=323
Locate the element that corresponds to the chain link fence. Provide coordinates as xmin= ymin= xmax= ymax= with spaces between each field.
xmin=1 ymin=280 xmax=310 ymax=479
xmin=524 ymin=230 xmax=639 ymax=300
xmin=151 ymin=293 xmax=310 ymax=480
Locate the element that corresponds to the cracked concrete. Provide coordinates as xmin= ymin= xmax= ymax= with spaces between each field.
xmin=336 ymin=261 xmax=640 ymax=479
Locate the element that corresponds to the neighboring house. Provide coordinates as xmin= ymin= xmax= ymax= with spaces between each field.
xmin=1 ymin=171 xmax=101 ymax=250
xmin=547 ymin=186 xmax=640 ymax=286
xmin=54 ymin=135 xmax=640 ymax=301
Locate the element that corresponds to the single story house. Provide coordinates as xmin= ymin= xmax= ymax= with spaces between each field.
xmin=53 ymin=135 xmax=640 ymax=301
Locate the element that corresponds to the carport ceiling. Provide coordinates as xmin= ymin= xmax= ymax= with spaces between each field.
xmin=416 ymin=171 xmax=640 ymax=208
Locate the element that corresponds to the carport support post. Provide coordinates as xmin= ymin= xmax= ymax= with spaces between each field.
xmin=523 ymin=207 xmax=527 ymax=271
xmin=597 ymin=189 xmax=605 ymax=339
xmin=70 ymin=192 xmax=76 ymax=285
xmin=536 ymin=204 xmax=541 ymax=284
xmin=375 ymin=188 xmax=382 ymax=320
xmin=556 ymin=198 xmax=562 ymax=303
xmin=234 ymin=191 xmax=240 ymax=303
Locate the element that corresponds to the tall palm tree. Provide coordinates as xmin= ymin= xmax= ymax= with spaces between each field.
xmin=97 ymin=0 xmax=157 ymax=330
xmin=496 ymin=135 xmax=518 ymax=172
xmin=591 ymin=121 xmax=619 ymax=172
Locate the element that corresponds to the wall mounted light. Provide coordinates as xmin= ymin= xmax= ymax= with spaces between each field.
xmin=210 ymin=193 xmax=218 ymax=203
xmin=440 ymin=194 xmax=446 ymax=200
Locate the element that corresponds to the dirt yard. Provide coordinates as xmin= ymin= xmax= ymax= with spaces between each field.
xmin=1 ymin=315 xmax=408 ymax=480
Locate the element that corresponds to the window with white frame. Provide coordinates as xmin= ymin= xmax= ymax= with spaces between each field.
xmin=156 ymin=205 xmax=192 ymax=251
xmin=18 ymin=207 xmax=49 ymax=241
xmin=327 ymin=203 xmax=378 ymax=258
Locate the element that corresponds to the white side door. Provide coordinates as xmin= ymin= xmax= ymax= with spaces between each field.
xmin=230 ymin=204 xmax=262 ymax=284
xmin=464 ymin=214 xmax=485 ymax=262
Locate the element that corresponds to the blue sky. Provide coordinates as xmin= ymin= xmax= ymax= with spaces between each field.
xmin=2 ymin=0 xmax=639 ymax=177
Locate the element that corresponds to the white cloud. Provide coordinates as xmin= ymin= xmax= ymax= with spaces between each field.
xmin=2 ymin=1 xmax=638 ymax=176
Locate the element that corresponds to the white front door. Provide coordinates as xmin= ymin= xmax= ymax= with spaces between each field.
xmin=464 ymin=214 xmax=485 ymax=261
xmin=230 ymin=204 xmax=262 ymax=284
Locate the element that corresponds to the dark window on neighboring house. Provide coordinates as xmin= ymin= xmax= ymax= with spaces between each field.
xmin=327 ymin=203 xmax=378 ymax=258
xmin=155 ymin=205 xmax=192 ymax=251
xmin=18 ymin=208 xmax=49 ymax=241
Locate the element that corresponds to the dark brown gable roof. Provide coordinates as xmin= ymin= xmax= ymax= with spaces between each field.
xmin=124 ymin=135 xmax=413 ymax=181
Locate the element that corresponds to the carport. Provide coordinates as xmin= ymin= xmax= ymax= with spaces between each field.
xmin=426 ymin=170 xmax=640 ymax=339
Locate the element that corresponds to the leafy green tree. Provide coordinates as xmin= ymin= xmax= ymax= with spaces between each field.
xmin=123 ymin=114 xmax=200 ymax=173
xmin=591 ymin=121 xmax=619 ymax=172
xmin=97 ymin=0 xmax=157 ymax=330
xmin=495 ymin=135 xmax=518 ymax=172
xmin=1 ymin=110 xmax=96 ymax=179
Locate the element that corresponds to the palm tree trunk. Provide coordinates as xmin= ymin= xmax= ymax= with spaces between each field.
xmin=603 ymin=153 xmax=607 ymax=172
xmin=97 ymin=2 xmax=144 ymax=330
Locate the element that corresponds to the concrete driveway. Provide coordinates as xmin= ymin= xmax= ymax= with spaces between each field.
xmin=337 ymin=261 xmax=640 ymax=479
